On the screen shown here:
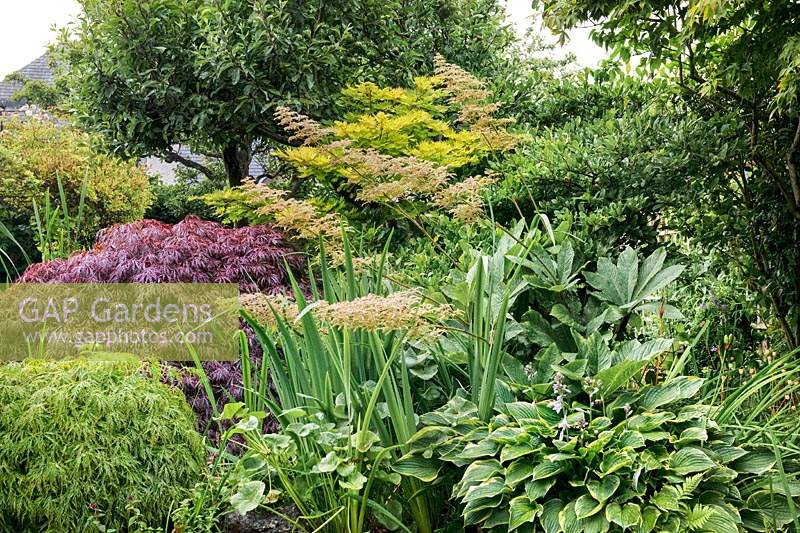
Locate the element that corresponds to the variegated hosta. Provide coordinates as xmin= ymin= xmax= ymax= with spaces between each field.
xmin=398 ymin=378 xmax=791 ymax=533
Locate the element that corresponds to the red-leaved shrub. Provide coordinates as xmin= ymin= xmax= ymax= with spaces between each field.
xmin=19 ymin=216 xmax=304 ymax=438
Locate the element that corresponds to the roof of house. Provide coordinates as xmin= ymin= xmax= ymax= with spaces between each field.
xmin=0 ymin=54 xmax=54 ymax=109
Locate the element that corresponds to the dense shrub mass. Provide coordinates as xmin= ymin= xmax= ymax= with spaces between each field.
xmin=19 ymin=216 xmax=304 ymax=434
xmin=0 ymin=119 xmax=151 ymax=250
xmin=0 ymin=360 xmax=206 ymax=531
xmin=145 ymin=166 xmax=227 ymax=224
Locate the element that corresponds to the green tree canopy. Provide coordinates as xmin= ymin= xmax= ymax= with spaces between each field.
xmin=531 ymin=0 xmax=800 ymax=348
xmin=57 ymin=0 xmax=517 ymax=186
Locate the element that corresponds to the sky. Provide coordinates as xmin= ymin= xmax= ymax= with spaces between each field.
xmin=0 ymin=0 xmax=606 ymax=79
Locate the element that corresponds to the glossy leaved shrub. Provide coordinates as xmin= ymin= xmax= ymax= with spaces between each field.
xmin=0 ymin=360 xmax=206 ymax=531
xmin=18 ymin=216 xmax=304 ymax=436
xmin=0 ymin=118 xmax=151 ymax=248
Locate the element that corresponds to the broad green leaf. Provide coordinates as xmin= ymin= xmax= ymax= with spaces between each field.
xmin=506 ymin=459 xmax=536 ymax=487
xmin=230 ymin=480 xmax=264 ymax=515
xmin=670 ymin=447 xmax=716 ymax=474
xmin=542 ymin=499 xmax=564 ymax=533
xmin=575 ymin=494 xmax=604 ymax=519
xmin=600 ymin=451 xmax=633 ymax=475
xmin=459 ymin=459 xmax=503 ymax=493
xmin=502 ymin=443 xmax=541 ymax=462
xmin=637 ymin=376 xmax=704 ymax=410
xmin=463 ymin=477 xmax=506 ymax=503
xmin=651 ymin=485 xmax=681 ymax=511
xmin=587 ymin=475 xmax=620 ymax=502
xmin=392 ymin=455 xmax=442 ymax=482
xmin=606 ymin=502 xmax=641 ymax=529
xmin=526 ymin=478 xmax=557 ymax=500
xmin=313 ymin=451 xmax=340 ymax=473
xmin=339 ymin=471 xmax=367 ymax=491
xmin=731 ymin=450 xmax=776 ymax=474
xmin=596 ymin=360 xmax=649 ymax=396
xmin=641 ymin=506 xmax=660 ymax=533
xmin=509 ymin=496 xmax=542 ymax=531
xmin=532 ymin=461 xmax=564 ymax=480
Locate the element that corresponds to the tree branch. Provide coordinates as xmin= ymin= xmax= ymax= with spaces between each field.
xmin=786 ymin=113 xmax=800 ymax=210
xmin=161 ymin=150 xmax=219 ymax=179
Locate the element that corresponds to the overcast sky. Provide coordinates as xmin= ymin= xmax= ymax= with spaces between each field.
xmin=0 ymin=0 xmax=606 ymax=79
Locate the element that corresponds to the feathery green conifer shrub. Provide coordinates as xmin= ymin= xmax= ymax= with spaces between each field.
xmin=0 ymin=360 xmax=207 ymax=531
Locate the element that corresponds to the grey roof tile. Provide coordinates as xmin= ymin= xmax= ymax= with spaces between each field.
xmin=0 ymin=54 xmax=54 ymax=108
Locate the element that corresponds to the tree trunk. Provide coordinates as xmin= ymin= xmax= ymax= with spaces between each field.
xmin=222 ymin=144 xmax=252 ymax=187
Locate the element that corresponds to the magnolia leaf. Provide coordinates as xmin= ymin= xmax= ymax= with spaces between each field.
xmin=596 ymin=360 xmax=649 ymax=396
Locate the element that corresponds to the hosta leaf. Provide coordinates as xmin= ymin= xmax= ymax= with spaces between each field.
xmin=526 ymin=478 xmax=557 ymax=500
xmin=484 ymin=509 xmax=510 ymax=529
xmin=710 ymin=444 xmax=748 ymax=463
xmin=463 ymin=477 xmax=506 ymax=503
xmin=392 ymin=455 xmax=441 ymax=482
xmin=600 ymin=451 xmax=633 ymax=475
xmin=615 ymin=338 xmax=674 ymax=364
xmin=457 ymin=459 xmax=503 ymax=496
xmin=651 ymin=485 xmax=681 ymax=511
xmin=559 ymin=500 xmax=579 ymax=533
xmin=675 ymin=426 xmax=708 ymax=445
xmin=641 ymin=506 xmax=660 ymax=533
xmin=542 ymin=499 xmax=564 ymax=533
xmin=637 ymin=376 xmax=705 ymax=410
xmin=670 ymin=447 xmax=716 ymax=474
xmin=731 ymin=450 xmax=776 ymax=474
xmin=617 ymin=430 xmax=646 ymax=449
xmin=506 ymin=401 xmax=541 ymax=422
xmin=506 ymin=459 xmax=536 ymax=487
xmin=627 ymin=412 xmax=675 ymax=431
xmin=575 ymin=494 xmax=604 ymax=519
xmin=502 ymin=443 xmax=541 ymax=463
xmin=606 ymin=502 xmax=641 ymax=529
xmin=532 ymin=461 xmax=565 ymax=480
xmin=458 ymin=439 xmax=500 ymax=460
xmin=702 ymin=505 xmax=741 ymax=533
xmin=581 ymin=512 xmax=611 ymax=533
xmin=509 ymin=496 xmax=543 ymax=531
xmin=587 ymin=475 xmax=620 ymax=502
